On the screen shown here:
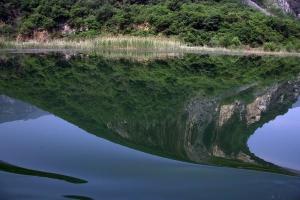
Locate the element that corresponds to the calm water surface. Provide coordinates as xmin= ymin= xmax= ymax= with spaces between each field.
xmin=249 ymin=97 xmax=300 ymax=172
xmin=0 ymin=52 xmax=300 ymax=199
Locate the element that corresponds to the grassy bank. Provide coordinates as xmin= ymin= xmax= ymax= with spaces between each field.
xmin=1 ymin=36 xmax=300 ymax=57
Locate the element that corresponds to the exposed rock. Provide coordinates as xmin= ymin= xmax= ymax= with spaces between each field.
xmin=16 ymin=34 xmax=30 ymax=42
xmin=276 ymin=0 xmax=294 ymax=14
xmin=211 ymin=145 xmax=226 ymax=158
xmin=218 ymin=101 xmax=241 ymax=127
xmin=287 ymin=0 xmax=300 ymax=17
xmin=107 ymin=121 xmax=130 ymax=139
xmin=114 ymin=127 xmax=130 ymax=139
xmin=246 ymin=93 xmax=272 ymax=124
xmin=237 ymin=152 xmax=255 ymax=163
xmin=246 ymin=0 xmax=300 ymax=18
xmin=62 ymin=52 xmax=78 ymax=60
xmin=133 ymin=22 xmax=151 ymax=31
xmin=61 ymin=24 xmax=76 ymax=36
xmin=33 ymin=30 xmax=49 ymax=42
xmin=79 ymin=26 xmax=89 ymax=32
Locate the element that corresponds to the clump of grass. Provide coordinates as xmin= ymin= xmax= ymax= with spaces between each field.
xmin=92 ymin=36 xmax=182 ymax=50
xmin=6 ymin=36 xmax=182 ymax=51
xmin=0 ymin=37 xmax=11 ymax=48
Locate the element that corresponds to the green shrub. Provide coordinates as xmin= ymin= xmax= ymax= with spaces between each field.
xmin=217 ymin=35 xmax=233 ymax=47
xmin=96 ymin=4 xmax=115 ymax=25
xmin=0 ymin=24 xmax=15 ymax=37
xmin=75 ymin=30 xmax=99 ymax=38
xmin=20 ymin=14 xmax=54 ymax=34
xmin=231 ymin=37 xmax=242 ymax=47
xmin=263 ymin=42 xmax=280 ymax=52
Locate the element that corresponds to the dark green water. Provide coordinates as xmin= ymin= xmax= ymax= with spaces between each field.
xmin=0 ymin=52 xmax=300 ymax=199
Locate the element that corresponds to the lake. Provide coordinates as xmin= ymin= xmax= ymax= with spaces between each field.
xmin=0 ymin=52 xmax=300 ymax=200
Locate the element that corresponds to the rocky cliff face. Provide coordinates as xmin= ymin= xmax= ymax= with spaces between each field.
xmin=275 ymin=0 xmax=300 ymax=17
xmin=277 ymin=0 xmax=294 ymax=14
xmin=288 ymin=0 xmax=300 ymax=17
xmin=249 ymin=0 xmax=300 ymax=18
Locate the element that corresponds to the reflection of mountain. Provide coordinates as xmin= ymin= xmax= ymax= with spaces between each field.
xmin=188 ymin=80 xmax=300 ymax=163
xmin=0 ymin=95 xmax=48 ymax=124
xmin=292 ymin=97 xmax=300 ymax=108
xmin=1 ymin=53 xmax=300 ymax=174
xmin=0 ymin=161 xmax=87 ymax=184
xmin=108 ymin=79 xmax=300 ymax=174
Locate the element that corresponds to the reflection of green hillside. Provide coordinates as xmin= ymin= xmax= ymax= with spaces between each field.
xmin=1 ymin=53 xmax=300 ymax=175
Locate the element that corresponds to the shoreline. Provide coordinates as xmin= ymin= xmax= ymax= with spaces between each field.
xmin=1 ymin=36 xmax=300 ymax=57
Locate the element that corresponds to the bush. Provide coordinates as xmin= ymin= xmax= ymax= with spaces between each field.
xmin=0 ymin=24 xmax=15 ymax=37
xmin=263 ymin=42 xmax=280 ymax=52
xmin=96 ymin=4 xmax=115 ymax=25
xmin=20 ymin=14 xmax=54 ymax=34
xmin=285 ymin=40 xmax=300 ymax=52
xmin=212 ymin=35 xmax=233 ymax=47
xmin=230 ymin=37 xmax=242 ymax=47
xmin=75 ymin=30 xmax=99 ymax=38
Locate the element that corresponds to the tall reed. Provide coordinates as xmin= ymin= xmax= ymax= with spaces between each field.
xmin=1 ymin=36 xmax=300 ymax=57
xmin=5 ymin=36 xmax=182 ymax=51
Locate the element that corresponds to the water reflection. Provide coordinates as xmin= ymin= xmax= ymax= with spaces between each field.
xmin=1 ymin=53 xmax=300 ymax=173
xmin=63 ymin=195 xmax=94 ymax=200
xmin=1 ymin=53 xmax=300 ymax=199
xmin=0 ymin=161 xmax=87 ymax=184
xmin=0 ymin=95 xmax=48 ymax=124
xmin=248 ymin=97 xmax=300 ymax=172
xmin=0 ymin=96 xmax=300 ymax=200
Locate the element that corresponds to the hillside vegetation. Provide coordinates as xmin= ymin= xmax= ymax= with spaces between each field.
xmin=1 ymin=0 xmax=300 ymax=51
